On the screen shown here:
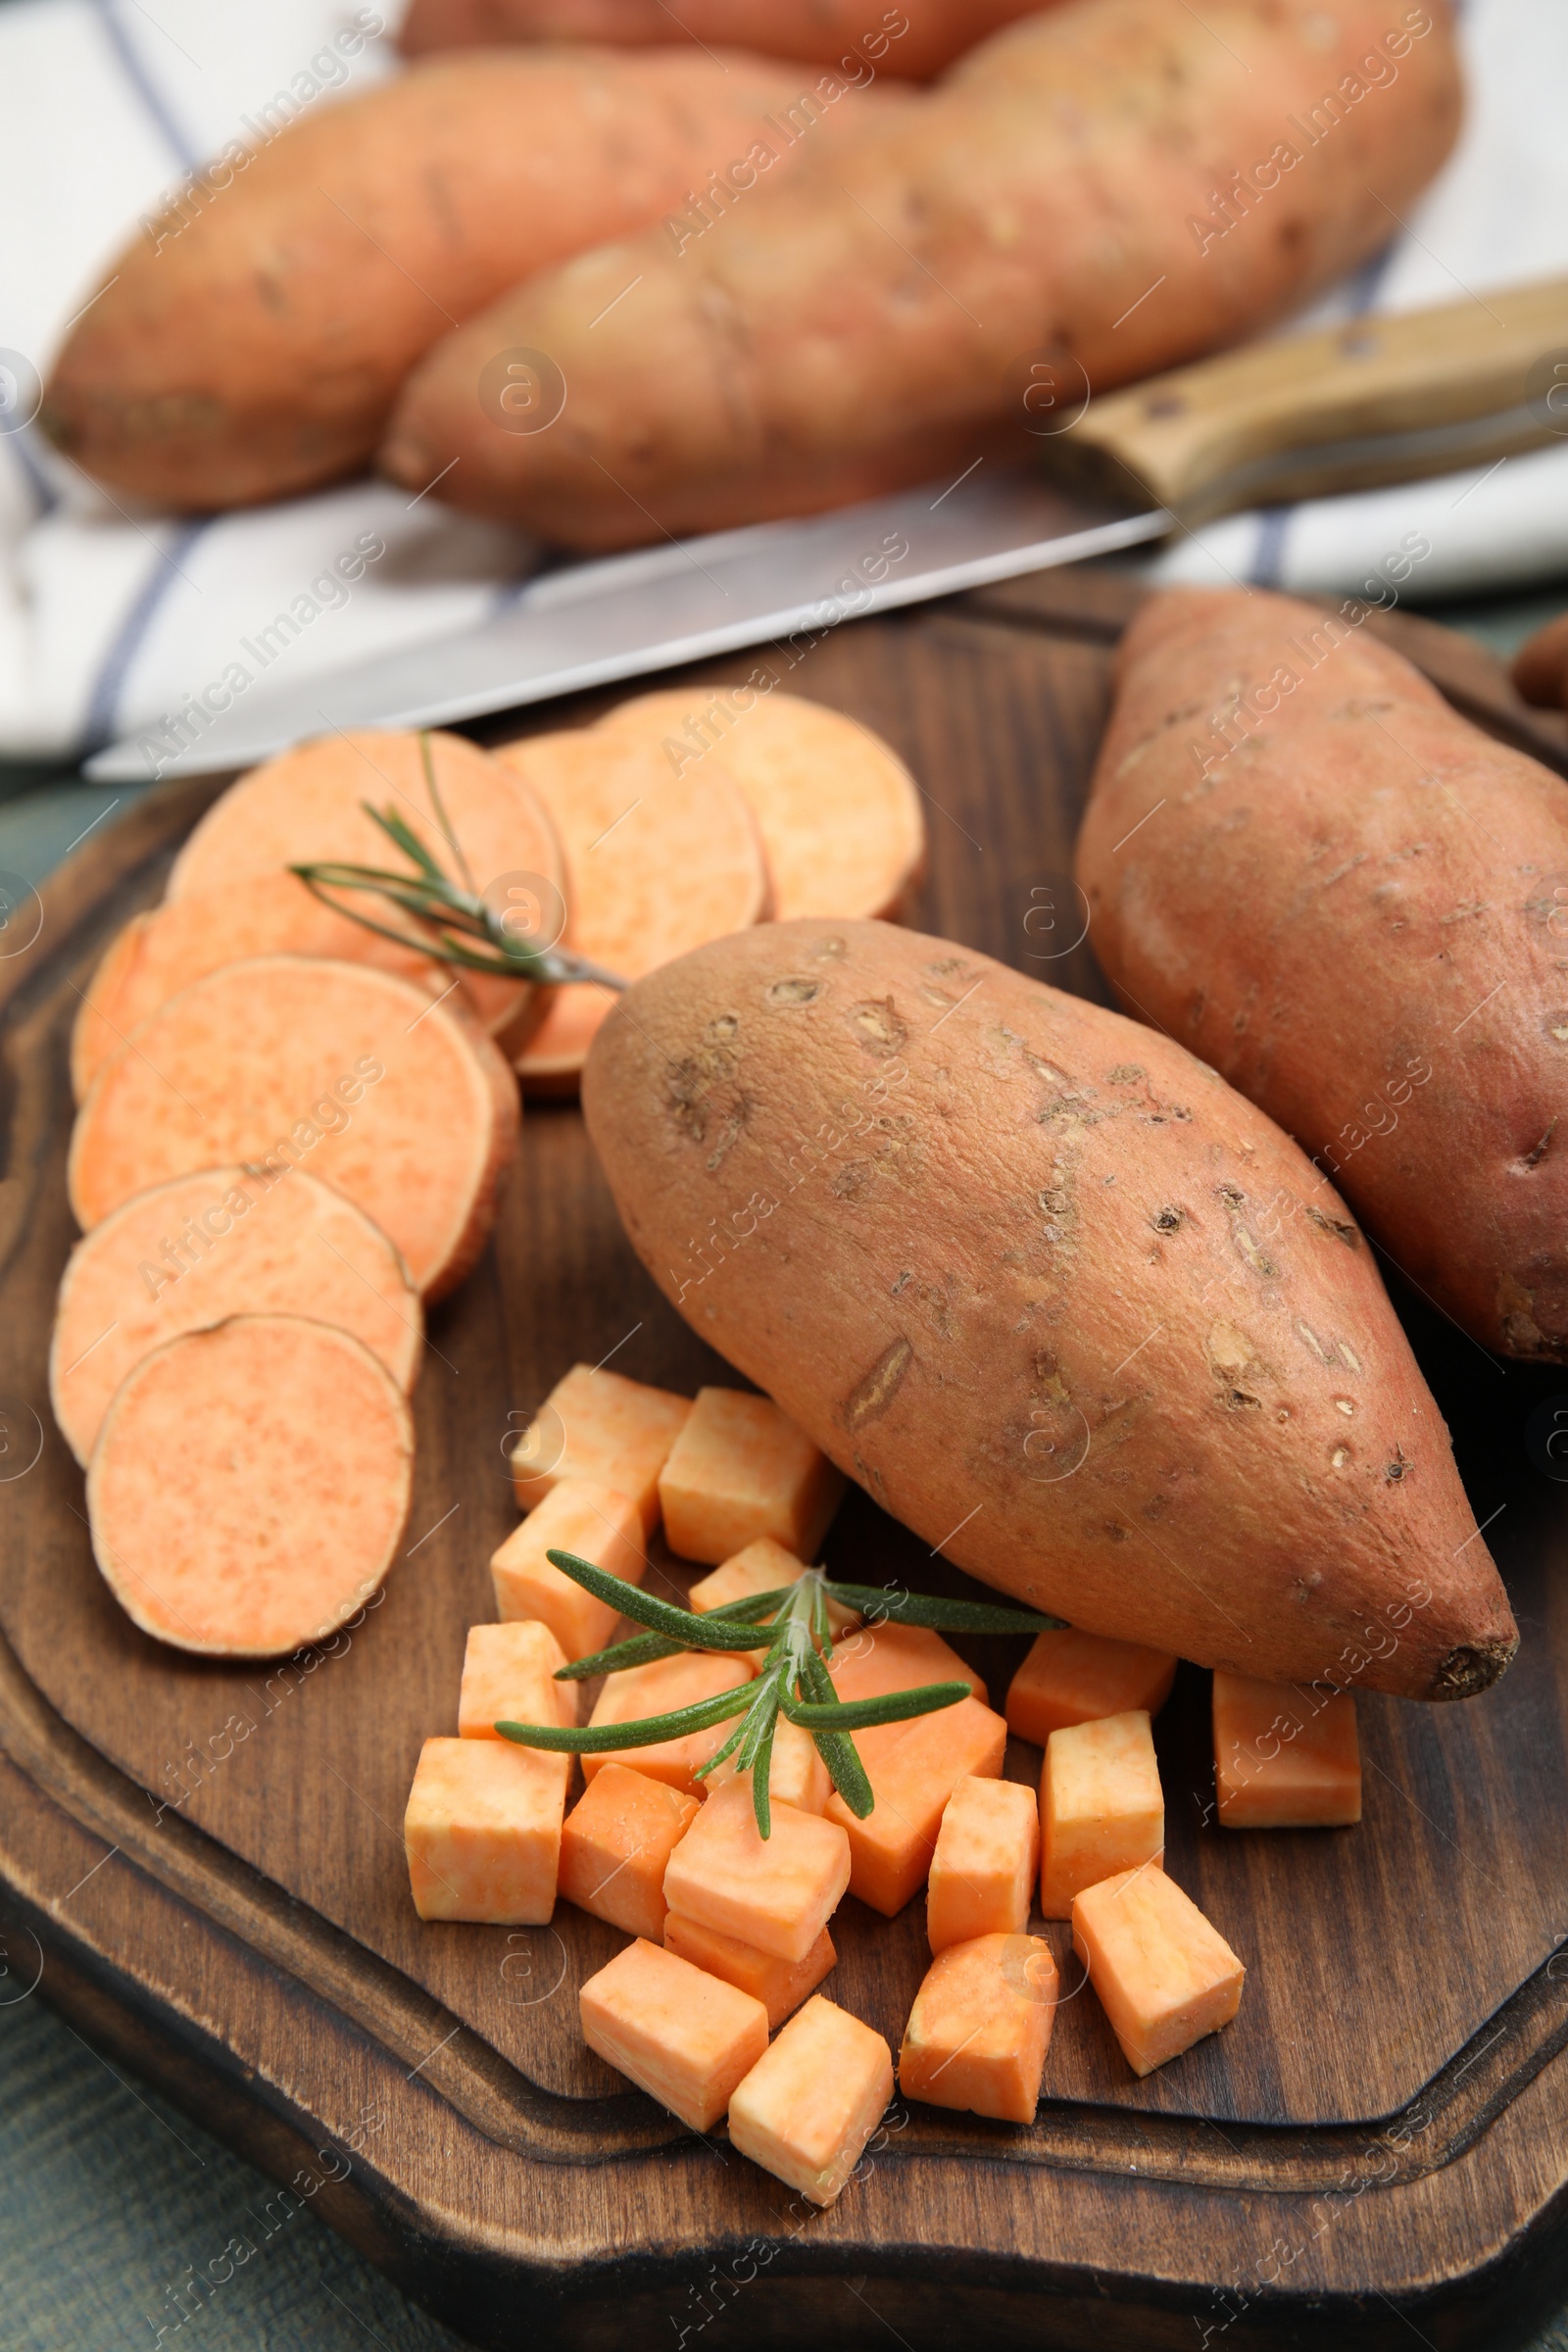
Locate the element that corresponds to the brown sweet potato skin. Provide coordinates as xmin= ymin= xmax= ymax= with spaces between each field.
xmin=41 ymin=46 xmax=872 ymax=508
xmin=398 ymin=0 xmax=1044 ymax=78
xmin=383 ymin=0 xmax=1462 ymax=548
xmin=1512 ymin=612 xmax=1568 ymax=710
xmin=1076 ymin=587 xmax=1568 ymax=1361
xmin=580 ymin=919 xmax=1515 ymax=1700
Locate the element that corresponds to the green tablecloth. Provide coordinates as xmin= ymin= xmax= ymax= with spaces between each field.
xmin=3 ymin=576 xmax=1566 ymax=2352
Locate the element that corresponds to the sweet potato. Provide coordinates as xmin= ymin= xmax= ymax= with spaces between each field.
xmin=167 ymin=727 xmax=562 ymax=1050
xmin=72 ymin=876 xmax=446 ymax=1104
xmin=580 ymin=918 xmax=1515 ymax=1699
xmin=40 ymin=47 xmax=877 ymax=508
xmin=86 ymin=1315 xmax=414 ymax=1655
xmin=69 ymin=956 xmax=518 ymax=1301
xmin=495 ymin=730 xmax=769 ymax=1092
xmin=399 ymin=0 xmax=1043 ymax=79
xmin=1511 ymin=613 xmax=1568 ymax=710
xmin=51 ymin=1163 xmax=421 ymax=1465
xmin=1076 ymin=586 xmax=1568 ymax=1360
xmin=383 ymin=0 xmax=1461 ymax=547
xmin=596 ymin=689 xmax=925 ymax=920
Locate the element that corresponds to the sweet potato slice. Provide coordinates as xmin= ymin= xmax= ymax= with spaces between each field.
xmin=72 ymin=874 xmax=443 ymax=1103
xmin=86 ymin=1315 xmax=414 ymax=1655
xmin=166 ymin=727 xmax=564 ymax=1048
xmin=597 ymin=690 xmax=925 ymax=921
xmin=69 ymin=956 xmax=518 ymax=1301
xmin=494 ymin=730 xmax=769 ymax=1092
xmin=50 ymin=1163 xmax=421 ymax=1465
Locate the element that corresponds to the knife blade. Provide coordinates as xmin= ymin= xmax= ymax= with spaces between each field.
xmin=86 ymin=271 xmax=1568 ymax=784
xmin=84 ymin=470 xmax=1163 ymax=782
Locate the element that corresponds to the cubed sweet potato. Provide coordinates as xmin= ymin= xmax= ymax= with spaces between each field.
xmin=727 ymin=1996 xmax=893 ymax=2205
xmin=579 ymin=1937 xmax=768 ymax=2131
xmin=657 ymin=1386 xmax=845 ymax=1566
xmin=1039 ymin=1711 xmax=1163 ymax=1922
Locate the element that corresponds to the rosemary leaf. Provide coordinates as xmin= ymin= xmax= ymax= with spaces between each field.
xmin=543 ymin=1549 xmax=776 ymax=1651
xmin=796 ymin=1641 xmax=871 ymax=1820
xmin=554 ymin=1589 xmax=787 ymax=1683
xmin=495 ymin=1684 xmax=753 ymax=1753
xmin=823 ymin=1582 xmax=1066 ymax=1635
xmin=781 ymin=1678 xmax=972 ymax=1734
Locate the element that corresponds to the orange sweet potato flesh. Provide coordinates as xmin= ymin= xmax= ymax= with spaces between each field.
xmin=1077 ymin=586 xmax=1568 ymax=1361
xmin=399 ymin=0 xmax=1044 ymax=78
xmin=596 ymin=689 xmax=926 ymax=923
xmin=51 ymin=1163 xmax=421 ymax=1466
xmin=496 ymin=731 xmax=769 ymax=1093
xmin=581 ymin=917 xmax=1516 ymax=1700
xmin=69 ymin=956 xmax=518 ymax=1302
xmin=86 ymin=1315 xmax=414 ymax=1655
xmin=40 ymin=47 xmax=870 ymax=508
xmin=166 ymin=727 xmax=563 ymax=1048
xmin=382 ymin=0 xmax=1460 ymax=548
xmin=71 ymin=876 xmax=450 ymax=1104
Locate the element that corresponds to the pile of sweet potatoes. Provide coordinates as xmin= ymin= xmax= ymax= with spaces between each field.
xmin=43 ymin=0 xmax=1460 ymax=538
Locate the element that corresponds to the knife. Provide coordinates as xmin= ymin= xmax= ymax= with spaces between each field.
xmin=87 ymin=274 xmax=1568 ymax=783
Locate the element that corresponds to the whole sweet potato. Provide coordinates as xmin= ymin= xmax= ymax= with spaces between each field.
xmin=399 ymin=0 xmax=1044 ymax=78
xmin=1076 ymin=586 xmax=1568 ymax=1360
xmin=1512 ymin=612 xmax=1568 ymax=710
xmin=383 ymin=0 xmax=1462 ymax=547
xmin=581 ymin=918 xmax=1514 ymax=1700
xmin=42 ymin=46 xmax=884 ymax=509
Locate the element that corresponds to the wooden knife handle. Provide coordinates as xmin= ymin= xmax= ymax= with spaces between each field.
xmin=1059 ymin=276 xmax=1568 ymax=519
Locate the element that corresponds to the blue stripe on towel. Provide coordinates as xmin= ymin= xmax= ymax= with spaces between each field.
xmin=89 ymin=0 xmax=202 ymax=172
xmin=81 ymin=518 xmax=210 ymax=749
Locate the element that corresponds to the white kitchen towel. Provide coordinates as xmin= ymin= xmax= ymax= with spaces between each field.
xmin=0 ymin=0 xmax=1562 ymax=761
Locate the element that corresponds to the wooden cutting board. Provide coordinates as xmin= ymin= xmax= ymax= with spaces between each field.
xmin=4 ymin=568 xmax=1568 ymax=2351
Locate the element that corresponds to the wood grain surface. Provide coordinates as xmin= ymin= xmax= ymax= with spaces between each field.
xmin=4 ymin=569 xmax=1568 ymax=2349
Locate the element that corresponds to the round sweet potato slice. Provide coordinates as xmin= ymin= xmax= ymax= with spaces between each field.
xmin=68 ymin=956 xmax=518 ymax=1301
xmin=52 ymin=1165 xmax=421 ymax=1466
xmin=596 ymin=688 xmax=926 ymax=921
xmin=495 ymin=729 xmax=770 ymax=1093
xmin=166 ymin=727 xmax=565 ymax=1047
xmin=86 ymin=1315 xmax=415 ymax=1656
xmin=70 ymin=874 xmax=443 ymax=1104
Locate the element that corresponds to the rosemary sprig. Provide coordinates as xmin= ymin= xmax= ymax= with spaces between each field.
xmin=494 ymin=1550 xmax=1063 ymax=1838
xmin=289 ymin=730 xmax=627 ymax=992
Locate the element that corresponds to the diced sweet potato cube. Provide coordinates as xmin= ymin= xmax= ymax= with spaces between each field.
xmin=825 ymin=1694 xmax=1007 ymax=1917
xmin=585 ymin=1649 xmax=755 ymax=1794
xmin=663 ymin=1779 xmax=850 ymax=1962
xmin=458 ymin=1619 xmax=576 ymax=1739
xmin=828 ymin=1620 xmax=987 ymax=1769
xmin=1005 ymin=1628 xmax=1176 ymax=1744
xmin=658 ymin=1387 xmax=845 ymax=1565
xmin=690 ymin=1536 xmax=859 ymax=1636
xmin=1212 ymin=1673 xmax=1362 ymax=1829
xmin=664 ymin=1914 xmax=836 ymax=2030
xmin=926 ymin=1776 xmax=1039 ymax=1953
xmin=558 ymin=1764 xmax=700 ymax=1940
xmin=490 ymin=1481 xmax=646 ymax=1662
xmin=1072 ymin=1866 xmax=1245 ymax=2076
xmin=512 ymin=1363 xmax=691 ymax=1535
xmin=900 ymin=1934 xmax=1058 ymax=2123
xmin=728 ymin=1995 xmax=893 ymax=2206
xmin=1039 ymin=1709 xmax=1163 ymax=1921
xmin=580 ymin=1937 xmax=768 ymax=2132
xmin=708 ymin=1710 xmax=831 ymax=1815
xmin=404 ymin=1737 xmax=566 ymax=1924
